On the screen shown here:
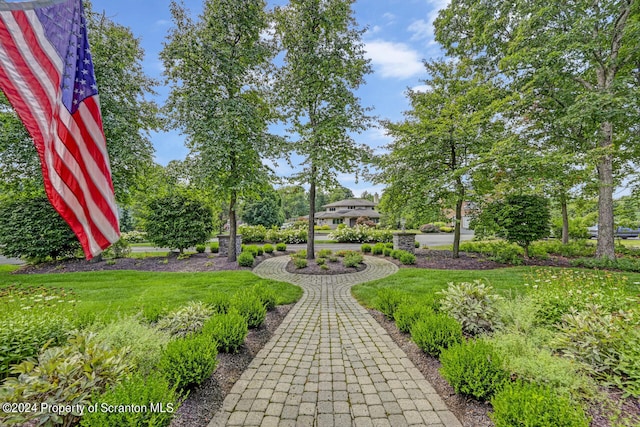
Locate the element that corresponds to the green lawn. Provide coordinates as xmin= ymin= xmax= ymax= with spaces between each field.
xmin=352 ymin=266 xmax=640 ymax=308
xmin=0 ymin=265 xmax=302 ymax=324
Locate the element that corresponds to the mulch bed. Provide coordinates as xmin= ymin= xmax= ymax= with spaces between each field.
xmin=285 ymin=258 xmax=367 ymax=275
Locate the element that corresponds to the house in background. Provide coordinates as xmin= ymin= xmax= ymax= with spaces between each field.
xmin=314 ymin=199 xmax=381 ymax=229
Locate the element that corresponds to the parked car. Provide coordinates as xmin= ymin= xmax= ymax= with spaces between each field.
xmin=588 ymin=225 xmax=640 ymax=239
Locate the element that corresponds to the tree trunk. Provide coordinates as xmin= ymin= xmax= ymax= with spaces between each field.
xmin=596 ymin=122 xmax=615 ymax=259
xmin=307 ymin=165 xmax=316 ymax=260
xmin=228 ymin=191 xmax=237 ymax=262
xmin=523 ymin=245 xmax=529 ymax=259
xmin=453 ymin=197 xmax=463 ymax=258
xmin=560 ymin=192 xmax=569 ymax=245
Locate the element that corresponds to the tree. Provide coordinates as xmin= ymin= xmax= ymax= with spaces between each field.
xmin=376 ymin=60 xmax=504 ymax=257
xmin=241 ymin=187 xmax=286 ymax=227
xmin=482 ymin=194 xmax=551 ymax=258
xmin=0 ymin=196 xmax=81 ymax=262
xmin=162 ymin=0 xmax=281 ymax=262
xmin=274 ymin=0 xmax=372 ymax=259
xmin=144 ymin=193 xmax=213 ymax=253
xmin=277 ymin=185 xmax=309 ymax=220
xmin=0 ymin=3 xmax=158 ymax=204
xmin=435 ymin=0 xmax=640 ymax=259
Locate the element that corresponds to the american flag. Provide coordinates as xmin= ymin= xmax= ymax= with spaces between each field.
xmin=0 ymin=0 xmax=120 ymax=259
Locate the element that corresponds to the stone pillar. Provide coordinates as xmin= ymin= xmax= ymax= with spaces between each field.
xmin=217 ymin=235 xmax=242 ymax=256
xmin=393 ymin=233 xmax=416 ymax=254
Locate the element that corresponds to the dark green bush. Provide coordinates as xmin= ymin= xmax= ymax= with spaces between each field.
xmin=0 ymin=196 xmax=81 ymax=262
xmin=159 ymin=333 xmax=218 ymax=390
xmin=343 ymin=251 xmax=364 ymax=267
xmin=263 ymin=244 xmax=274 ymax=254
xmin=294 ymin=257 xmax=308 ymax=269
xmin=252 ymin=282 xmax=277 ymax=311
xmin=414 ymin=241 xmax=420 ymax=248
xmin=490 ymin=382 xmax=590 ymax=427
xmin=398 ymin=251 xmax=416 ymax=265
xmin=144 ymin=193 xmax=213 ymax=253
xmin=275 ymin=242 xmax=287 ymax=251
xmin=383 ymin=247 xmax=392 ymax=256
xmin=204 ymin=292 xmax=231 ymax=314
xmin=411 ymin=314 xmax=463 ymax=356
xmin=570 ymin=256 xmax=640 ymax=272
xmin=237 ymin=251 xmax=255 ymax=267
xmin=390 ymin=249 xmax=401 ymax=259
xmin=439 ymin=339 xmax=509 ymax=400
xmin=385 ymin=242 xmax=394 ymax=249
xmin=81 ymin=372 xmax=182 ymax=427
xmin=231 ymin=290 xmax=266 ymax=328
xmin=210 ymin=242 xmax=219 ymax=253
xmin=374 ymin=288 xmax=406 ymax=319
xmin=202 ymin=310 xmax=248 ymax=353
xmin=372 ymin=243 xmax=385 ymax=255
xmin=244 ymin=245 xmax=259 ymax=257
xmin=394 ymin=301 xmax=434 ymax=333
xmin=361 ymin=244 xmax=372 ymax=253
xmin=195 ymin=243 xmax=206 ymax=253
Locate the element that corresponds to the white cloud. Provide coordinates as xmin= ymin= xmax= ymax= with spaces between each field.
xmin=410 ymin=84 xmax=431 ymax=93
xmin=365 ymin=25 xmax=382 ymax=36
xmin=155 ymin=19 xmax=170 ymax=26
xmin=382 ymin=12 xmax=396 ymax=23
xmin=365 ymin=40 xmax=424 ymax=79
xmin=408 ymin=19 xmax=430 ymax=41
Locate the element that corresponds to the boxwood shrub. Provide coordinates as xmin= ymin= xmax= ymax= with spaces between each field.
xmin=410 ymin=314 xmax=463 ymax=356
xmin=237 ymin=251 xmax=255 ymax=267
xmin=202 ymin=310 xmax=248 ymax=353
xmin=159 ymin=333 xmax=218 ymax=390
xmin=439 ymin=339 xmax=509 ymax=400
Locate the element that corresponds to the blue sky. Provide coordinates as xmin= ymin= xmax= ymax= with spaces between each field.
xmin=89 ymin=0 xmax=450 ymax=197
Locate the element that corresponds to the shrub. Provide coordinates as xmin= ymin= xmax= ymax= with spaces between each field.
xmin=439 ymin=281 xmax=503 ymax=335
xmin=570 ymin=256 xmax=640 ymax=272
xmin=440 ymin=339 xmax=508 ymax=400
xmin=144 ymin=193 xmax=214 ymax=253
xmin=291 ymin=249 xmax=307 ymax=259
xmin=237 ymin=251 xmax=255 ymax=267
xmin=398 ymin=251 xmax=416 ymax=265
xmin=385 ymin=242 xmax=394 ymax=248
xmin=238 ymin=224 xmax=267 ymax=243
xmin=343 ymin=251 xmax=364 ymax=268
xmin=420 ymin=223 xmax=439 ymax=233
xmin=411 ymin=314 xmax=463 ymax=356
xmin=414 ymin=241 xmax=420 ymax=248
xmin=159 ymin=333 xmax=218 ymax=390
xmin=0 ymin=196 xmax=81 ymax=262
xmin=210 ymin=241 xmax=219 ymax=253
xmin=275 ymin=242 xmax=287 ymax=251
xmin=256 ymin=246 xmax=264 ymax=256
xmin=553 ymin=305 xmax=640 ymax=397
xmin=372 ymin=243 xmax=385 ymax=255
xmin=201 ymin=293 xmax=229 ymax=315
xmin=328 ymin=255 xmax=338 ymax=262
xmin=96 ymin=316 xmax=170 ymax=376
xmin=202 ymin=310 xmax=248 ymax=353
xmin=390 ymin=249 xmax=401 ymax=259
xmin=316 ymin=257 xmax=326 ymax=266
xmin=266 ymin=228 xmax=307 ymax=244
xmin=1 ymin=332 xmax=130 ymax=427
xmin=439 ymin=226 xmax=453 ymax=233
xmin=195 ymin=243 xmax=206 ymax=253
xmin=318 ymin=249 xmax=333 ymax=258
xmin=155 ymin=301 xmax=213 ymax=338
xmin=374 ymin=289 xmax=406 ymax=319
xmin=394 ymin=301 xmax=434 ymax=333
xmin=231 ymin=290 xmax=267 ymax=329
xmin=294 ymin=257 xmax=308 ymax=269
xmin=102 ymin=238 xmax=131 ymax=259
xmin=244 ymin=245 xmax=259 ymax=257
xmin=361 ymin=243 xmax=372 ymax=253
xmin=0 ymin=311 xmax=71 ymax=380
xmin=328 ymin=225 xmax=392 ymax=243
xmin=120 ymin=230 xmax=147 ymax=244
xmin=81 ymin=372 xmax=182 ymax=427
xmin=252 ymin=282 xmax=277 ymax=311
xmin=383 ymin=247 xmax=392 ymax=257
xmin=263 ymin=243 xmax=274 ymax=254
xmin=490 ymin=382 xmax=590 ymax=427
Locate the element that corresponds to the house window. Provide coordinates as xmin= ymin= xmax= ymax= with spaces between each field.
xmin=329 ymin=208 xmax=336 ymax=212
xmin=332 ymin=219 xmax=342 ymax=224
xmin=348 ymin=206 xmax=356 ymax=209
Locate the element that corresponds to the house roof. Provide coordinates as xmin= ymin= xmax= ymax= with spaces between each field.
xmin=316 ymin=208 xmax=381 ymax=219
xmin=322 ymin=198 xmax=377 ymax=208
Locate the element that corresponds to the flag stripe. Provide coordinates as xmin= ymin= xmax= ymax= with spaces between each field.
xmin=0 ymin=2 xmax=120 ymax=259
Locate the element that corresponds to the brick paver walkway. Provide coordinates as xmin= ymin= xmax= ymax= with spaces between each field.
xmin=208 ymin=256 xmax=462 ymax=427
